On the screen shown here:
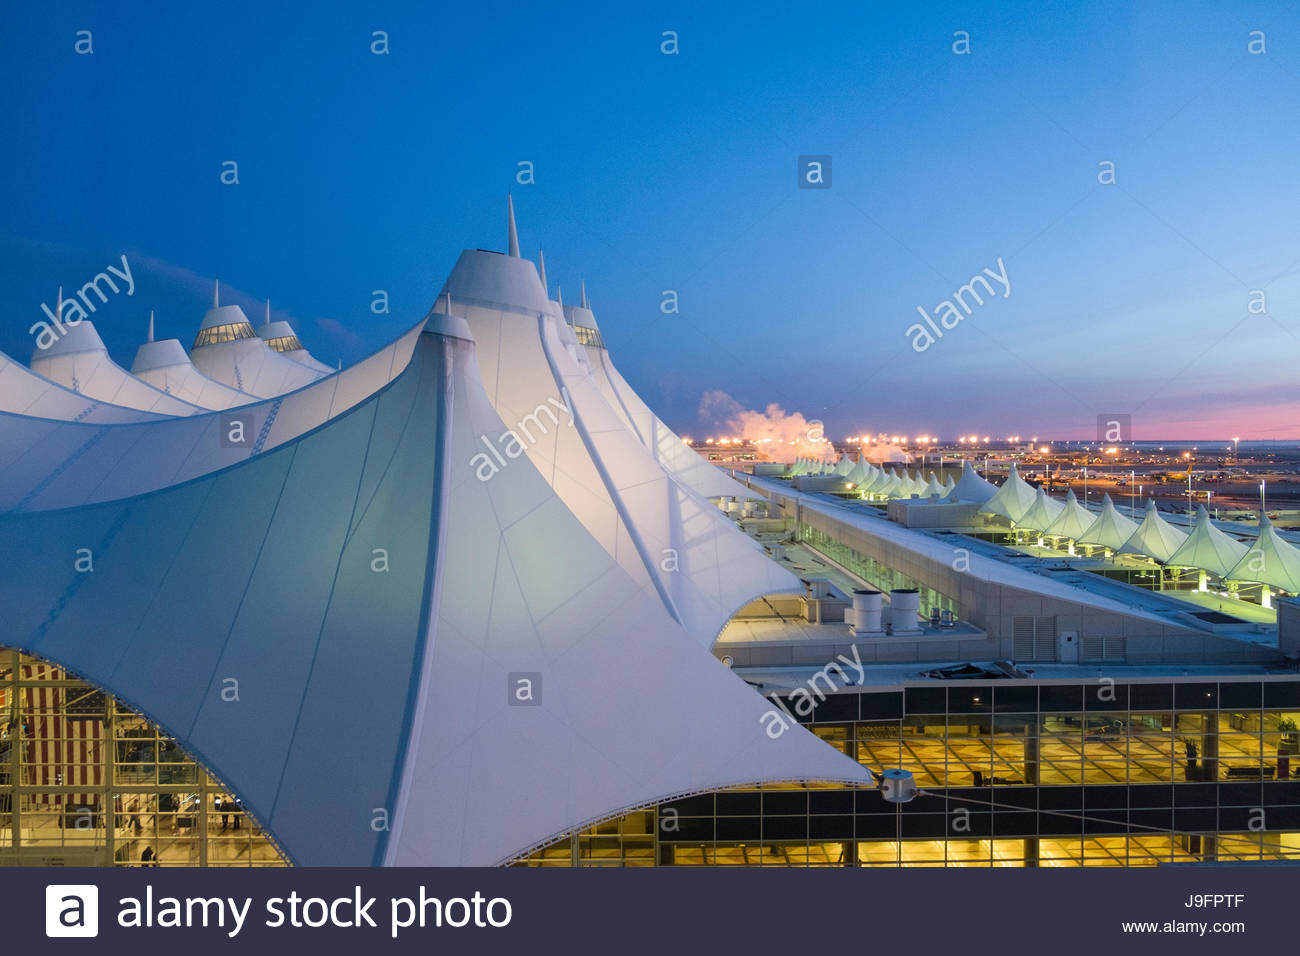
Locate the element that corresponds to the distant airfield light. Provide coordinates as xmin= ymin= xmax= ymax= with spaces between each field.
xmin=1105 ymin=447 xmax=1119 ymax=455
xmin=683 ymin=437 xmax=693 ymax=445
xmin=1039 ymin=446 xmax=1049 ymax=454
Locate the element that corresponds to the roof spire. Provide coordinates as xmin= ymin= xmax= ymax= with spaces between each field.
xmin=580 ymin=279 xmax=589 ymax=309
xmin=556 ymin=286 xmax=564 ymax=310
xmin=265 ymin=299 xmax=271 ymax=325
xmin=147 ymin=310 xmax=154 ymax=343
xmin=214 ymin=279 xmax=220 ymax=308
xmin=443 ymin=291 xmax=452 ymax=314
xmin=538 ymin=250 xmax=547 ymax=293
xmin=56 ymin=286 xmax=63 ymax=320
xmin=506 ymin=195 xmax=519 ymax=257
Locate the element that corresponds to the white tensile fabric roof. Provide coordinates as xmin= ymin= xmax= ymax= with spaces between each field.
xmin=845 ymin=458 xmax=871 ymax=487
xmin=0 ymin=307 xmax=867 ymax=868
xmin=1226 ymin=515 xmax=1300 ymax=591
xmin=1165 ymin=504 xmax=1250 ymax=577
xmin=565 ymin=299 xmax=753 ymax=501
xmin=190 ymin=304 xmax=329 ymax=398
xmin=922 ymin=472 xmax=945 ymax=498
xmin=1017 ymin=487 xmax=1065 ymax=531
xmin=0 ymin=348 xmax=167 ymax=423
xmin=893 ymin=469 xmax=918 ymax=497
xmin=440 ymin=246 xmax=802 ymax=647
xmin=257 ymin=319 xmax=336 ymax=375
xmin=871 ymin=467 xmax=903 ymax=497
xmin=1117 ymin=500 xmax=1189 ymax=564
xmin=0 ymin=320 xmax=426 ymax=512
xmin=980 ymin=462 xmax=1037 ymax=523
xmin=1077 ymin=493 xmax=1140 ymax=551
xmin=387 ymin=311 xmax=868 ymax=865
xmin=131 ymin=338 xmax=257 ymax=410
xmin=1043 ymin=489 xmax=1095 ymax=539
xmin=833 ymin=454 xmax=855 ymax=476
xmin=947 ymin=459 xmax=997 ymax=504
xmin=30 ymin=320 xmax=204 ymax=416
xmin=942 ymin=474 xmax=957 ymax=496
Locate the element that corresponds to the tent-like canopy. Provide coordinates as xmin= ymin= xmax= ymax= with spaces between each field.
xmin=30 ymin=317 xmax=204 ymax=416
xmin=947 ymin=459 xmax=997 ymax=505
xmin=190 ymin=293 xmax=329 ymax=399
xmin=131 ymin=316 xmax=258 ymax=411
xmin=441 ymin=237 xmax=803 ymax=648
xmin=256 ymin=312 xmax=336 ymax=375
xmin=845 ymin=458 xmax=871 ymax=487
xmin=1226 ymin=515 xmax=1300 ymax=592
xmin=1017 ymin=487 xmax=1065 ymax=532
xmin=922 ymin=472 xmax=946 ymax=498
xmin=1165 ymin=505 xmax=1250 ymax=578
xmin=0 ymin=305 xmax=868 ymax=867
xmin=1043 ymin=489 xmax=1095 ymax=540
xmin=1117 ymin=499 xmax=1188 ymax=564
xmin=833 ymin=454 xmax=855 ymax=477
xmin=980 ymin=462 xmax=1038 ymax=523
xmin=941 ymin=474 xmax=957 ymax=497
xmin=571 ymin=294 xmax=753 ymax=501
xmin=875 ymin=467 xmax=905 ymax=497
xmin=0 ymin=348 xmax=165 ymax=423
xmin=1077 ymin=493 xmax=1140 ymax=551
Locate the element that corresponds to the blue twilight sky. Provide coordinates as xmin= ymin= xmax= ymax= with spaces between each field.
xmin=2 ymin=0 xmax=1299 ymax=440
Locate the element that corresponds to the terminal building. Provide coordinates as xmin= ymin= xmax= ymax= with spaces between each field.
xmin=1 ymin=203 xmax=1298 ymax=867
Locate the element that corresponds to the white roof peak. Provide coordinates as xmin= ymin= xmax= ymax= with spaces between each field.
xmin=506 ymin=195 xmax=519 ymax=257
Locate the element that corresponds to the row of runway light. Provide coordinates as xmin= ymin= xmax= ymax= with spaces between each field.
xmin=790 ymin=455 xmax=1300 ymax=598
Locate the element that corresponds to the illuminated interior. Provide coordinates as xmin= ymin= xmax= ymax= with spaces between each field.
xmin=262 ymin=334 xmax=305 ymax=353
xmin=0 ymin=649 xmax=286 ymax=867
xmin=191 ymin=321 xmax=259 ymax=348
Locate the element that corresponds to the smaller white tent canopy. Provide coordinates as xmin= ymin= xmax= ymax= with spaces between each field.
xmin=1117 ymin=500 xmax=1188 ymax=564
xmin=922 ymin=472 xmax=945 ymax=498
xmin=903 ymin=470 xmax=928 ymax=498
xmin=1165 ymin=505 xmax=1250 ymax=578
xmin=941 ymin=474 xmax=957 ymax=497
xmin=1043 ymin=489 xmax=1095 ymax=540
xmin=1077 ymin=493 xmax=1140 ymax=551
xmin=1018 ymin=487 xmax=1065 ymax=532
xmin=0 ymin=348 xmax=164 ymax=423
xmin=190 ymin=289 xmax=328 ymax=398
xmin=980 ymin=462 xmax=1038 ymax=523
xmin=131 ymin=314 xmax=257 ymax=410
xmin=845 ymin=458 xmax=870 ymax=487
xmin=30 ymin=317 xmax=203 ymax=416
xmin=833 ymin=454 xmax=855 ymax=477
xmin=257 ymin=312 xmax=335 ymax=375
xmin=870 ymin=467 xmax=900 ymax=497
xmin=862 ymin=467 xmax=893 ymax=496
xmin=947 ymin=460 xmax=997 ymax=504
xmin=1226 ymin=515 xmax=1300 ymax=592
